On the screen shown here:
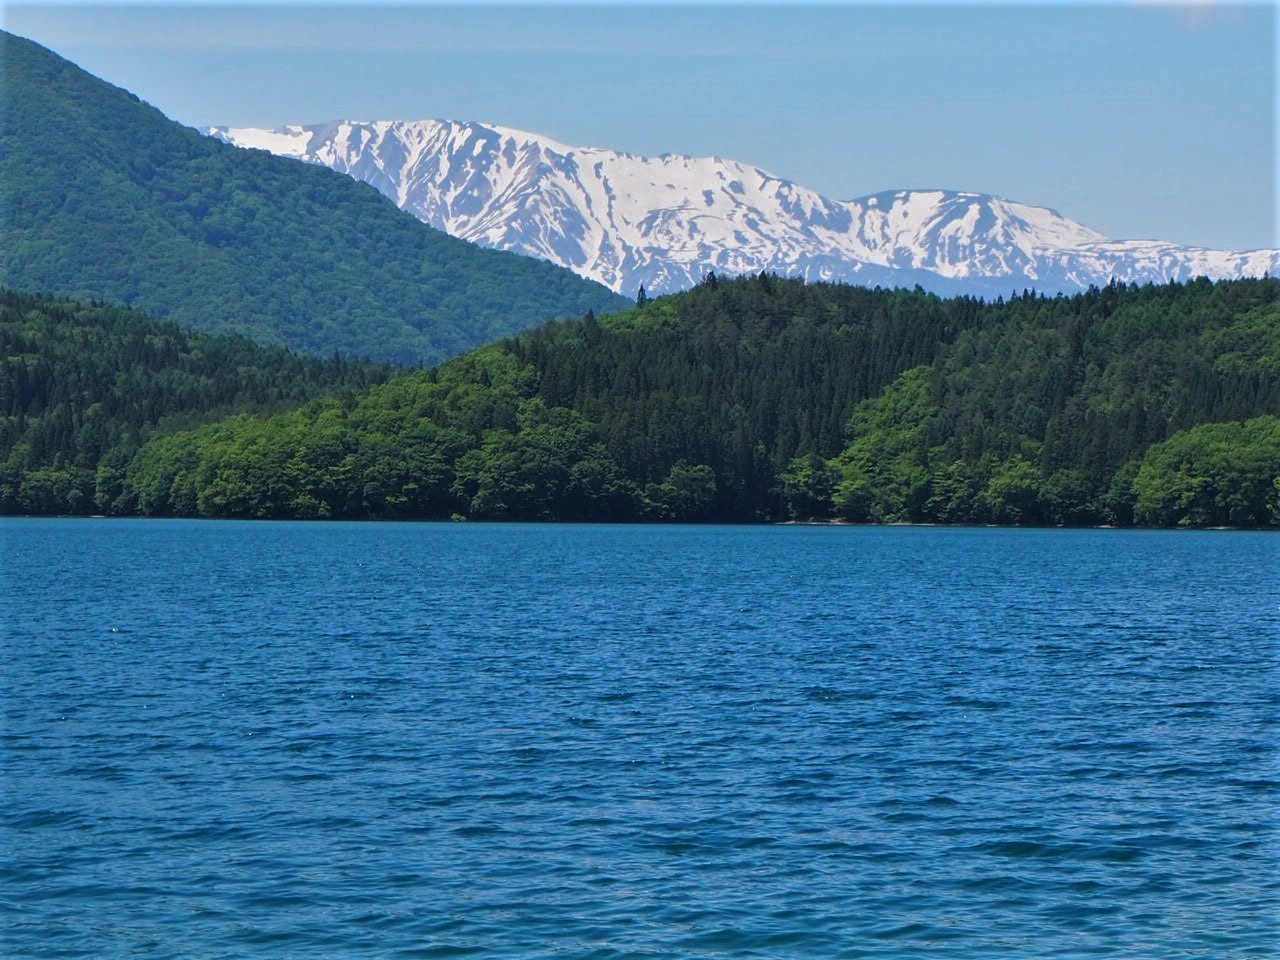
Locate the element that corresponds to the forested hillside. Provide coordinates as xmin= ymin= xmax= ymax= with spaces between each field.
xmin=0 ymin=291 xmax=394 ymax=514
xmin=0 ymin=32 xmax=627 ymax=365
xmin=4 ymin=277 xmax=1277 ymax=526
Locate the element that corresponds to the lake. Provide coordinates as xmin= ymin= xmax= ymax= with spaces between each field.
xmin=2 ymin=520 xmax=1277 ymax=958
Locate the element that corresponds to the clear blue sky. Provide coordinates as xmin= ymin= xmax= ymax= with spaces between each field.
xmin=6 ymin=1 xmax=1276 ymax=250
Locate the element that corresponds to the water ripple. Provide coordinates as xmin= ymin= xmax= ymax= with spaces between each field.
xmin=2 ymin=520 xmax=1277 ymax=958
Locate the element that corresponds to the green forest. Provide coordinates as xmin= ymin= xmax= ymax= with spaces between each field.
xmin=0 ymin=31 xmax=627 ymax=366
xmin=0 ymin=291 xmax=393 ymax=514
xmin=4 ymin=275 xmax=1278 ymax=527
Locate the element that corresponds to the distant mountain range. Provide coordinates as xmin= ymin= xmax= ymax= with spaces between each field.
xmin=208 ymin=119 xmax=1279 ymax=298
xmin=0 ymin=33 xmax=626 ymax=365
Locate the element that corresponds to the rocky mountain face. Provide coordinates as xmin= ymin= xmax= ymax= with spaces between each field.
xmin=208 ymin=119 xmax=1278 ymax=298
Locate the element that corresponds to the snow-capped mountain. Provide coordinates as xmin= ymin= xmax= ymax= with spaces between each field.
xmin=206 ymin=119 xmax=1278 ymax=298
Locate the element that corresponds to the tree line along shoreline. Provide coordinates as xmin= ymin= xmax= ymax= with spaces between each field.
xmin=2 ymin=274 xmax=1277 ymax=528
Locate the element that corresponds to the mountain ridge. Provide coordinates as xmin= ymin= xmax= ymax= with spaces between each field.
xmin=207 ymin=118 xmax=1278 ymax=298
xmin=0 ymin=34 xmax=627 ymax=365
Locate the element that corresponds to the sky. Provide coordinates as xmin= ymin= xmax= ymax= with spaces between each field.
xmin=5 ymin=1 xmax=1276 ymax=250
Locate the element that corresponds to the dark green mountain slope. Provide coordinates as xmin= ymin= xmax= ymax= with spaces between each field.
xmin=0 ymin=32 xmax=627 ymax=365
xmin=7 ymin=277 xmax=1276 ymax=527
xmin=0 ymin=290 xmax=393 ymax=513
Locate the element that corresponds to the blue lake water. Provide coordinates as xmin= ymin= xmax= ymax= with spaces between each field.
xmin=1 ymin=519 xmax=1277 ymax=958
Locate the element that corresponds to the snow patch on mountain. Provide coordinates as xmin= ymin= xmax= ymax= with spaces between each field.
xmin=206 ymin=119 xmax=1278 ymax=297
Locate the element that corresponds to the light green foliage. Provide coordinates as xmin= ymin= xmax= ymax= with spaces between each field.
xmin=451 ymin=400 xmax=627 ymax=520
xmin=122 ymin=362 xmax=644 ymax=522
xmin=824 ymin=277 xmax=1280 ymax=527
xmin=642 ymin=462 xmax=718 ymax=521
xmin=832 ymin=367 xmax=939 ymax=522
xmin=1133 ymin=416 xmax=1280 ymax=527
xmin=979 ymin=456 xmax=1045 ymax=525
xmin=5 ymin=275 xmax=1279 ymax=526
xmin=780 ymin=453 xmax=838 ymax=520
xmin=0 ymin=289 xmax=392 ymax=515
xmin=1040 ymin=468 xmax=1093 ymax=526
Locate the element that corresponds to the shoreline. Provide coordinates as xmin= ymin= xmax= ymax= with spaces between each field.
xmin=1 ymin=514 xmax=1272 ymax=532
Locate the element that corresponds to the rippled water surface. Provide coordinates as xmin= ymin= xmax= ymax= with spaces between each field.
xmin=2 ymin=520 xmax=1277 ymax=958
